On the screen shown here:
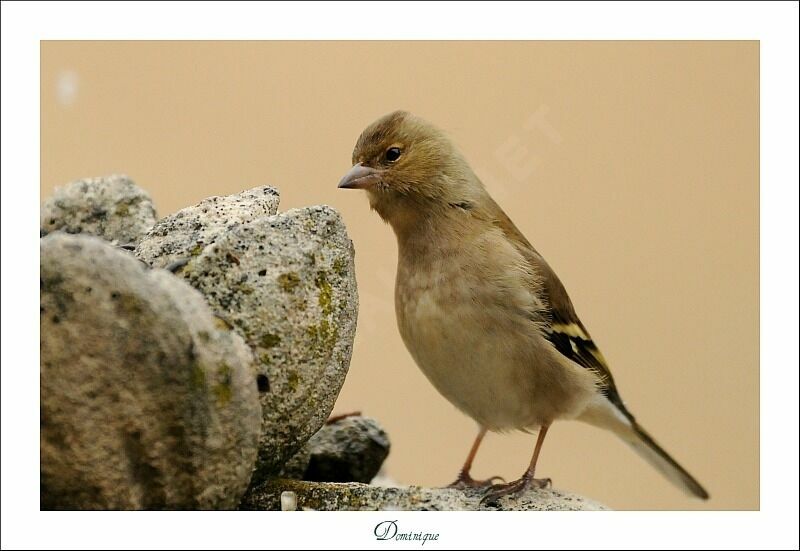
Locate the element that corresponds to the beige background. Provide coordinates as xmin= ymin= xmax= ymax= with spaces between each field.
xmin=41 ymin=41 xmax=759 ymax=510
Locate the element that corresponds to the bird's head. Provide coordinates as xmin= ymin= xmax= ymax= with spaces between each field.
xmin=338 ymin=111 xmax=484 ymax=227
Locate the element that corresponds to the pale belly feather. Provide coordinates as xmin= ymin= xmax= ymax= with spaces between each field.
xmin=395 ymin=253 xmax=598 ymax=432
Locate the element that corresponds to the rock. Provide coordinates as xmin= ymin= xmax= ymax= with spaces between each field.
xmin=40 ymin=174 xmax=157 ymax=245
xmin=135 ymin=188 xmax=358 ymax=482
xmin=133 ymin=186 xmax=280 ymax=266
xmin=40 ymin=234 xmax=261 ymax=510
xmin=278 ymin=444 xmax=312 ymax=480
xmin=239 ymin=479 xmax=610 ymax=511
xmin=282 ymin=415 xmax=390 ymax=483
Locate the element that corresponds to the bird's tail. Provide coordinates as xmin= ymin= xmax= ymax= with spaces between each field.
xmin=580 ymin=397 xmax=709 ymax=499
xmin=624 ymin=421 xmax=709 ymax=499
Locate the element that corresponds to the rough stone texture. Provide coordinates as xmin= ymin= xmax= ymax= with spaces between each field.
xmin=278 ymin=444 xmax=312 ymax=480
xmin=282 ymin=416 xmax=389 ymax=483
xmin=240 ymin=479 xmax=609 ymax=511
xmin=40 ymin=233 xmax=261 ymax=510
xmin=134 ymin=186 xmax=280 ymax=266
xmin=135 ymin=188 xmax=358 ymax=483
xmin=40 ymin=174 xmax=157 ymax=245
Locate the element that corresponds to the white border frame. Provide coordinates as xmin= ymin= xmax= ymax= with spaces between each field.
xmin=2 ymin=2 xmax=798 ymax=549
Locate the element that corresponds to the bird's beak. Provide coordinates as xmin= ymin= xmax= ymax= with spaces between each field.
xmin=338 ymin=163 xmax=382 ymax=190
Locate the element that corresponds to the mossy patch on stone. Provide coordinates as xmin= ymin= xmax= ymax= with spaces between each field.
xmin=113 ymin=292 xmax=144 ymax=316
xmin=191 ymin=363 xmax=206 ymax=389
xmin=213 ymin=362 xmax=233 ymax=406
xmin=287 ymin=371 xmax=300 ymax=392
xmin=235 ymin=283 xmax=255 ymax=295
xmin=332 ymin=257 xmax=348 ymax=277
xmin=213 ymin=316 xmax=234 ymax=331
xmin=277 ymin=272 xmax=301 ymax=292
xmin=306 ymin=319 xmax=338 ymax=353
xmin=315 ymin=271 xmax=334 ymax=316
xmin=259 ymin=333 xmax=281 ymax=349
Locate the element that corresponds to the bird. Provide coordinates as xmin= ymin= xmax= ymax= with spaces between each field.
xmin=337 ymin=110 xmax=709 ymax=504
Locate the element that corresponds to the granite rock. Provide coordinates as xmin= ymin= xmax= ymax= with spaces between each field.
xmin=135 ymin=188 xmax=358 ymax=482
xmin=134 ymin=186 xmax=280 ymax=266
xmin=240 ymin=479 xmax=609 ymax=511
xmin=40 ymin=234 xmax=260 ymax=510
xmin=40 ymin=174 xmax=157 ymax=245
xmin=282 ymin=415 xmax=390 ymax=484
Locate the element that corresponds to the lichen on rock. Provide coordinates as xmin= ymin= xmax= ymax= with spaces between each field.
xmin=135 ymin=188 xmax=359 ymax=483
xmin=134 ymin=185 xmax=280 ymax=264
xmin=40 ymin=174 xmax=157 ymax=245
xmin=240 ymin=479 xmax=609 ymax=511
xmin=40 ymin=234 xmax=261 ymax=510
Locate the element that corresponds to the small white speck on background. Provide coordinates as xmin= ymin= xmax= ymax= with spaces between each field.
xmin=56 ymin=70 xmax=79 ymax=106
xmin=280 ymin=491 xmax=297 ymax=511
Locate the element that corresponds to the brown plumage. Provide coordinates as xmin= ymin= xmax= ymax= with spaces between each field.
xmin=339 ymin=110 xmax=708 ymax=502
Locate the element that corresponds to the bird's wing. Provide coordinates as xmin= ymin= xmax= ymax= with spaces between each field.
xmin=481 ymin=195 xmax=634 ymax=422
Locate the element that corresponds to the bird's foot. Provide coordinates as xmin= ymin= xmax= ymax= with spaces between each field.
xmin=479 ymin=474 xmax=552 ymax=506
xmin=445 ymin=471 xmax=505 ymax=490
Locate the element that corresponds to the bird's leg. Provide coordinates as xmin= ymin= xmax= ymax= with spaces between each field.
xmin=446 ymin=427 xmax=505 ymax=489
xmin=480 ymin=424 xmax=552 ymax=505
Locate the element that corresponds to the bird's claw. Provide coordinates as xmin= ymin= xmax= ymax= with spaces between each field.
xmin=479 ymin=476 xmax=552 ymax=506
xmin=446 ymin=473 xmax=506 ymax=490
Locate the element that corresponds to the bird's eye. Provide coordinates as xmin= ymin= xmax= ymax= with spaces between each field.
xmin=385 ymin=147 xmax=402 ymax=162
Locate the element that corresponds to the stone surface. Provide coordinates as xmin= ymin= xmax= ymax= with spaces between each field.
xmin=240 ymin=479 xmax=609 ymax=511
xmin=282 ymin=415 xmax=390 ymax=483
xmin=40 ymin=233 xmax=261 ymax=510
xmin=40 ymin=174 xmax=157 ymax=245
xmin=278 ymin=444 xmax=313 ymax=481
xmin=134 ymin=186 xmax=280 ymax=267
xmin=135 ymin=188 xmax=358 ymax=482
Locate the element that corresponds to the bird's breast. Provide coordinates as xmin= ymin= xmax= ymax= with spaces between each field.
xmin=394 ymin=245 xmax=531 ymax=428
xmin=393 ymin=231 xmax=598 ymax=430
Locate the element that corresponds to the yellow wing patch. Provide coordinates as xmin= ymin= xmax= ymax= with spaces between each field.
xmin=550 ymin=322 xmax=590 ymax=340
